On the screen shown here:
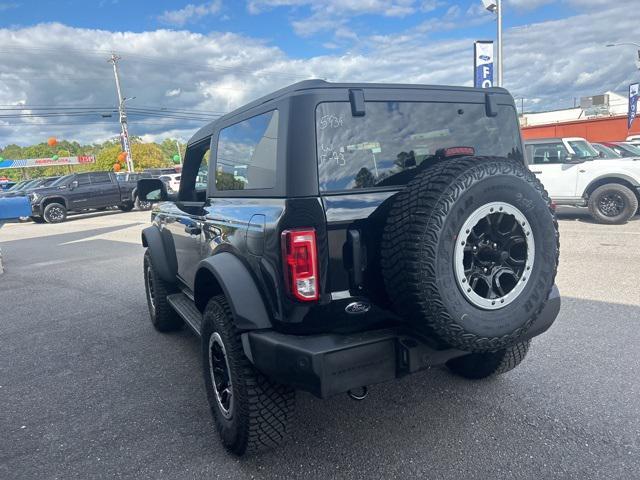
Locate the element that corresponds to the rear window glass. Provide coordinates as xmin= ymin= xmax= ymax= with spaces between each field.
xmin=316 ymin=101 xmax=523 ymax=191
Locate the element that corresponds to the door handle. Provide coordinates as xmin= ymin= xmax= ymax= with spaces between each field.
xmin=185 ymin=224 xmax=201 ymax=235
xmin=531 ymin=170 xmax=542 ymax=174
xmin=579 ymin=169 xmax=586 ymax=173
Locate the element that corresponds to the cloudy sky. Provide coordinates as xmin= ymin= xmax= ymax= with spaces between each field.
xmin=0 ymin=0 xmax=637 ymax=146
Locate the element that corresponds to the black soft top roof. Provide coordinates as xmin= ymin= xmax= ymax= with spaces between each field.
xmin=188 ymin=79 xmax=511 ymax=146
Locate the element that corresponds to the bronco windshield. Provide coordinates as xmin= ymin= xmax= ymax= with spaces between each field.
xmin=316 ymin=101 xmax=523 ymax=192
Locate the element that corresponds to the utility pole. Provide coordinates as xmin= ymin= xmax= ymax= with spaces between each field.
xmin=108 ymin=53 xmax=135 ymax=172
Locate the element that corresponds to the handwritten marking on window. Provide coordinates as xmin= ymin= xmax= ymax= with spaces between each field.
xmin=319 ymin=144 xmax=345 ymax=166
xmin=318 ymin=114 xmax=344 ymax=130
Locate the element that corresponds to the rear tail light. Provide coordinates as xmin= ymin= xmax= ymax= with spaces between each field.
xmin=281 ymin=228 xmax=319 ymax=301
xmin=443 ymin=146 xmax=475 ymax=157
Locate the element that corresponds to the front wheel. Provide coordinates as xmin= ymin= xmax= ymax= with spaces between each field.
xmin=446 ymin=341 xmax=530 ymax=379
xmin=135 ymin=196 xmax=152 ymax=211
xmin=588 ymin=183 xmax=638 ymax=224
xmin=118 ymin=202 xmax=134 ymax=212
xmin=43 ymin=203 xmax=67 ymax=223
xmin=143 ymin=250 xmax=182 ymax=332
xmin=202 ymin=295 xmax=295 ymax=456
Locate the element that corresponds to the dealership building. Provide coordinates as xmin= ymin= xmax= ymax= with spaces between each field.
xmin=520 ymin=91 xmax=640 ymax=142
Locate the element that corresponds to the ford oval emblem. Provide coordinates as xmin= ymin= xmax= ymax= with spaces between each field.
xmin=345 ymin=301 xmax=371 ymax=314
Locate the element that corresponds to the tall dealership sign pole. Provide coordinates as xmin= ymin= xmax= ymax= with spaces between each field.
xmin=109 ymin=53 xmax=135 ymax=173
xmin=482 ymin=0 xmax=502 ymax=87
xmin=628 ymin=83 xmax=639 ymax=130
xmin=605 ymin=43 xmax=640 ymax=132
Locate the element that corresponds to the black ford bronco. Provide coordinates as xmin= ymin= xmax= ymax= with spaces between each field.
xmin=137 ymin=80 xmax=561 ymax=456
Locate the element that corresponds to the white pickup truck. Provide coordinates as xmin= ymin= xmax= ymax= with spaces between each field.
xmin=524 ymin=137 xmax=640 ymax=224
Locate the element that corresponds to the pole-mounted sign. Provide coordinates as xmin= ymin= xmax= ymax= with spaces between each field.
xmin=628 ymin=83 xmax=639 ymax=129
xmin=474 ymin=41 xmax=494 ymax=89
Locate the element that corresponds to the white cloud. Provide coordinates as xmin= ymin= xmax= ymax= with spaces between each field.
xmin=158 ymin=0 xmax=222 ymax=26
xmin=0 ymin=0 xmax=638 ymax=147
xmin=248 ymin=0 xmax=417 ymax=16
xmin=507 ymin=0 xmax=555 ymax=9
xmin=165 ymin=88 xmax=182 ymax=97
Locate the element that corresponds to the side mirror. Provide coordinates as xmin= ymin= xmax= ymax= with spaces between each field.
xmin=69 ymin=180 xmax=79 ymax=190
xmin=137 ymin=178 xmax=170 ymax=203
xmin=598 ymin=151 xmax=605 ymax=158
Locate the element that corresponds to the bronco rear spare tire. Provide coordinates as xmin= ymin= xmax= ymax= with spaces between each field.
xmin=381 ymin=157 xmax=559 ymax=352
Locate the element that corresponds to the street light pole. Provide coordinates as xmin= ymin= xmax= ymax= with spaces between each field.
xmin=497 ymin=0 xmax=503 ymax=87
xmin=606 ymin=42 xmax=640 ymax=70
xmin=483 ymin=0 xmax=503 ymax=87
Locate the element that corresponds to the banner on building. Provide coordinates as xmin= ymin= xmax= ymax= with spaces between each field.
xmin=628 ymin=83 xmax=639 ymax=129
xmin=474 ymin=41 xmax=494 ymax=89
xmin=0 ymin=156 xmax=95 ymax=169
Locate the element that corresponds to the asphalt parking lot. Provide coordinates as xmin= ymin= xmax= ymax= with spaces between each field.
xmin=1 ymin=208 xmax=639 ymax=479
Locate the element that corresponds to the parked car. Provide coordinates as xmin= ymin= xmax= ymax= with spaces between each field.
xmin=0 ymin=181 xmax=17 ymax=191
xmin=137 ymin=80 xmax=561 ymax=455
xmin=158 ymin=173 xmax=181 ymax=193
xmin=598 ymin=141 xmax=640 ymax=159
xmin=143 ymin=167 xmax=180 ymax=178
xmin=0 ymin=177 xmax=58 ymax=198
xmin=115 ymin=172 xmax=151 ymax=182
xmin=28 ymin=171 xmax=144 ymax=223
xmin=591 ymin=142 xmax=624 ymax=159
xmin=525 ymin=137 xmax=640 ymax=223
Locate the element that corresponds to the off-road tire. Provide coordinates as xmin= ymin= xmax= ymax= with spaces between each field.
xmin=118 ymin=202 xmax=134 ymax=212
xmin=202 ymin=295 xmax=295 ymax=456
xmin=43 ymin=202 xmax=67 ymax=223
xmin=143 ymin=250 xmax=182 ymax=332
xmin=446 ymin=341 xmax=530 ymax=379
xmin=30 ymin=216 xmax=45 ymax=224
xmin=381 ymin=157 xmax=559 ymax=352
xmin=587 ymin=183 xmax=638 ymax=225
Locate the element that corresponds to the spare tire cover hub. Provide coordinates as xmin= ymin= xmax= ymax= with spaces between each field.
xmin=453 ymin=201 xmax=534 ymax=310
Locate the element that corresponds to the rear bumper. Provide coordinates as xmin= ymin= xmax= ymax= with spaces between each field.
xmin=243 ymin=285 xmax=561 ymax=398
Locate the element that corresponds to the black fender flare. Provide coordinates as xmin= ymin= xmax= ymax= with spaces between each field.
xmin=195 ymin=253 xmax=272 ymax=331
xmin=141 ymin=226 xmax=178 ymax=283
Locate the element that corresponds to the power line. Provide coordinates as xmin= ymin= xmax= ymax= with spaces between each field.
xmin=0 ymin=106 xmax=226 ymax=117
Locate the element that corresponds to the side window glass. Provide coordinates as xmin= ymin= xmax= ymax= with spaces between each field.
xmin=179 ymin=140 xmax=210 ymax=201
xmin=77 ymin=174 xmax=91 ymax=185
xmin=89 ymin=172 xmax=111 ymax=184
xmin=216 ymin=110 xmax=278 ymax=191
xmin=532 ymin=144 xmax=567 ymax=164
xmin=196 ymin=152 xmax=209 ymax=191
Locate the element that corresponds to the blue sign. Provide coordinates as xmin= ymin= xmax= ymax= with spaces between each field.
xmin=474 ymin=41 xmax=494 ymax=89
xmin=628 ymin=83 xmax=639 ymax=129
